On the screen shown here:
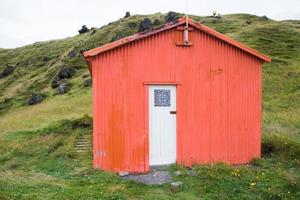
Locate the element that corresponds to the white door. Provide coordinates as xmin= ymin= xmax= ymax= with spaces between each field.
xmin=149 ymin=85 xmax=176 ymax=166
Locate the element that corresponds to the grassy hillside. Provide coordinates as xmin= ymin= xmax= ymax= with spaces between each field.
xmin=0 ymin=12 xmax=299 ymax=199
xmin=0 ymin=12 xmax=299 ymax=140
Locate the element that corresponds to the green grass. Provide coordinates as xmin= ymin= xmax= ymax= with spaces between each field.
xmin=0 ymin=89 xmax=91 ymax=135
xmin=0 ymin=123 xmax=299 ymax=199
xmin=0 ymin=12 xmax=299 ymax=199
xmin=0 ymin=117 xmax=299 ymax=199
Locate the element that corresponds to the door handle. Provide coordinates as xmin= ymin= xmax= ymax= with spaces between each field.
xmin=170 ymin=111 xmax=177 ymax=114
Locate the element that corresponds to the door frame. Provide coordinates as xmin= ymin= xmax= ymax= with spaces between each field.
xmin=143 ymin=81 xmax=181 ymax=171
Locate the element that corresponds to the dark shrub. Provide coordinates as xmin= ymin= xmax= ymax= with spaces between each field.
xmin=165 ymin=11 xmax=179 ymax=23
xmin=153 ymin=19 xmax=161 ymax=26
xmin=128 ymin=22 xmax=137 ymax=29
xmin=91 ymin=29 xmax=97 ymax=35
xmin=0 ymin=98 xmax=13 ymax=114
xmin=27 ymin=94 xmax=44 ymax=105
xmin=0 ymin=65 xmax=14 ymax=78
xmin=245 ymin=20 xmax=252 ymax=25
xmin=82 ymin=74 xmax=90 ymax=78
xmin=78 ymin=25 xmax=89 ymax=34
xmin=67 ymin=50 xmax=77 ymax=58
xmin=58 ymin=83 xmax=70 ymax=95
xmin=58 ymin=67 xmax=75 ymax=79
xmin=42 ymin=56 xmax=50 ymax=62
xmin=79 ymin=48 xmax=88 ymax=54
xmin=84 ymin=79 xmax=92 ymax=87
xmin=72 ymin=115 xmax=93 ymax=129
xmin=111 ymin=31 xmax=125 ymax=42
xmin=124 ymin=11 xmax=130 ymax=18
xmin=262 ymin=135 xmax=300 ymax=159
xmin=138 ymin=18 xmax=152 ymax=32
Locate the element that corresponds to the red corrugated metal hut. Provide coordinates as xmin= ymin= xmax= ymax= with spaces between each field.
xmin=83 ymin=16 xmax=271 ymax=173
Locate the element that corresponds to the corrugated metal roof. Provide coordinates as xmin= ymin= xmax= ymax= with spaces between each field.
xmin=83 ymin=16 xmax=271 ymax=62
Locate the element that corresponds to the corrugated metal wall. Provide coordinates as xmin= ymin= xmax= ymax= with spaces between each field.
xmin=91 ymin=25 xmax=263 ymax=172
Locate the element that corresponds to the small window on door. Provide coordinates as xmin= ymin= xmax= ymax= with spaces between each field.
xmin=154 ymin=89 xmax=170 ymax=106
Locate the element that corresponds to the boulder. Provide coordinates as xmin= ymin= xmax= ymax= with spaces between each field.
xmin=27 ymin=94 xmax=44 ymax=105
xmin=118 ymin=172 xmax=129 ymax=177
xmin=124 ymin=11 xmax=130 ymax=18
xmin=165 ymin=11 xmax=179 ymax=23
xmin=138 ymin=18 xmax=152 ymax=32
xmin=78 ymin=25 xmax=89 ymax=34
xmin=58 ymin=83 xmax=70 ymax=95
xmin=261 ymin=15 xmax=269 ymax=20
xmin=58 ymin=67 xmax=75 ymax=79
xmin=0 ymin=65 xmax=14 ymax=78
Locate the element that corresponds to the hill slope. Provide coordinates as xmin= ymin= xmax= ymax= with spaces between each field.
xmin=0 ymin=12 xmax=300 ymax=199
xmin=0 ymin=12 xmax=299 ymax=141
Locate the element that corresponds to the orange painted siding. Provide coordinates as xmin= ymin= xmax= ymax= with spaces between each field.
xmin=90 ymin=25 xmax=265 ymax=173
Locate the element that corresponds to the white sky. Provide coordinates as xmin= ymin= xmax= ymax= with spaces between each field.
xmin=0 ymin=0 xmax=299 ymax=48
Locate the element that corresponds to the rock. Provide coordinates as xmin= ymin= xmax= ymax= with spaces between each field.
xmin=84 ymin=79 xmax=92 ymax=87
xmin=138 ymin=18 xmax=152 ymax=32
xmin=58 ymin=67 xmax=75 ymax=79
xmin=174 ymin=170 xmax=182 ymax=176
xmin=189 ymin=169 xmax=197 ymax=176
xmin=170 ymin=181 xmax=183 ymax=192
xmin=118 ymin=172 xmax=129 ymax=177
xmin=68 ymin=50 xmax=77 ymax=58
xmin=261 ymin=15 xmax=269 ymax=20
xmin=0 ymin=65 xmax=14 ymax=78
xmin=51 ymin=76 xmax=61 ymax=88
xmin=78 ymin=25 xmax=89 ymax=34
xmin=123 ymin=171 xmax=172 ymax=185
xmin=27 ymin=94 xmax=44 ymax=105
xmin=124 ymin=11 xmax=130 ymax=18
xmin=165 ymin=11 xmax=179 ymax=23
xmin=58 ymin=83 xmax=70 ymax=95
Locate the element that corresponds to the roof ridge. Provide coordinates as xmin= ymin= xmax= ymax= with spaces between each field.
xmin=83 ymin=16 xmax=271 ymax=62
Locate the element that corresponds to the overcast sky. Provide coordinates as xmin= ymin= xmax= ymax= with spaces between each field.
xmin=0 ymin=0 xmax=299 ymax=48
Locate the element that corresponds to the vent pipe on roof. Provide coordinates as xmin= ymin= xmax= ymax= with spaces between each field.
xmin=184 ymin=0 xmax=189 ymax=44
